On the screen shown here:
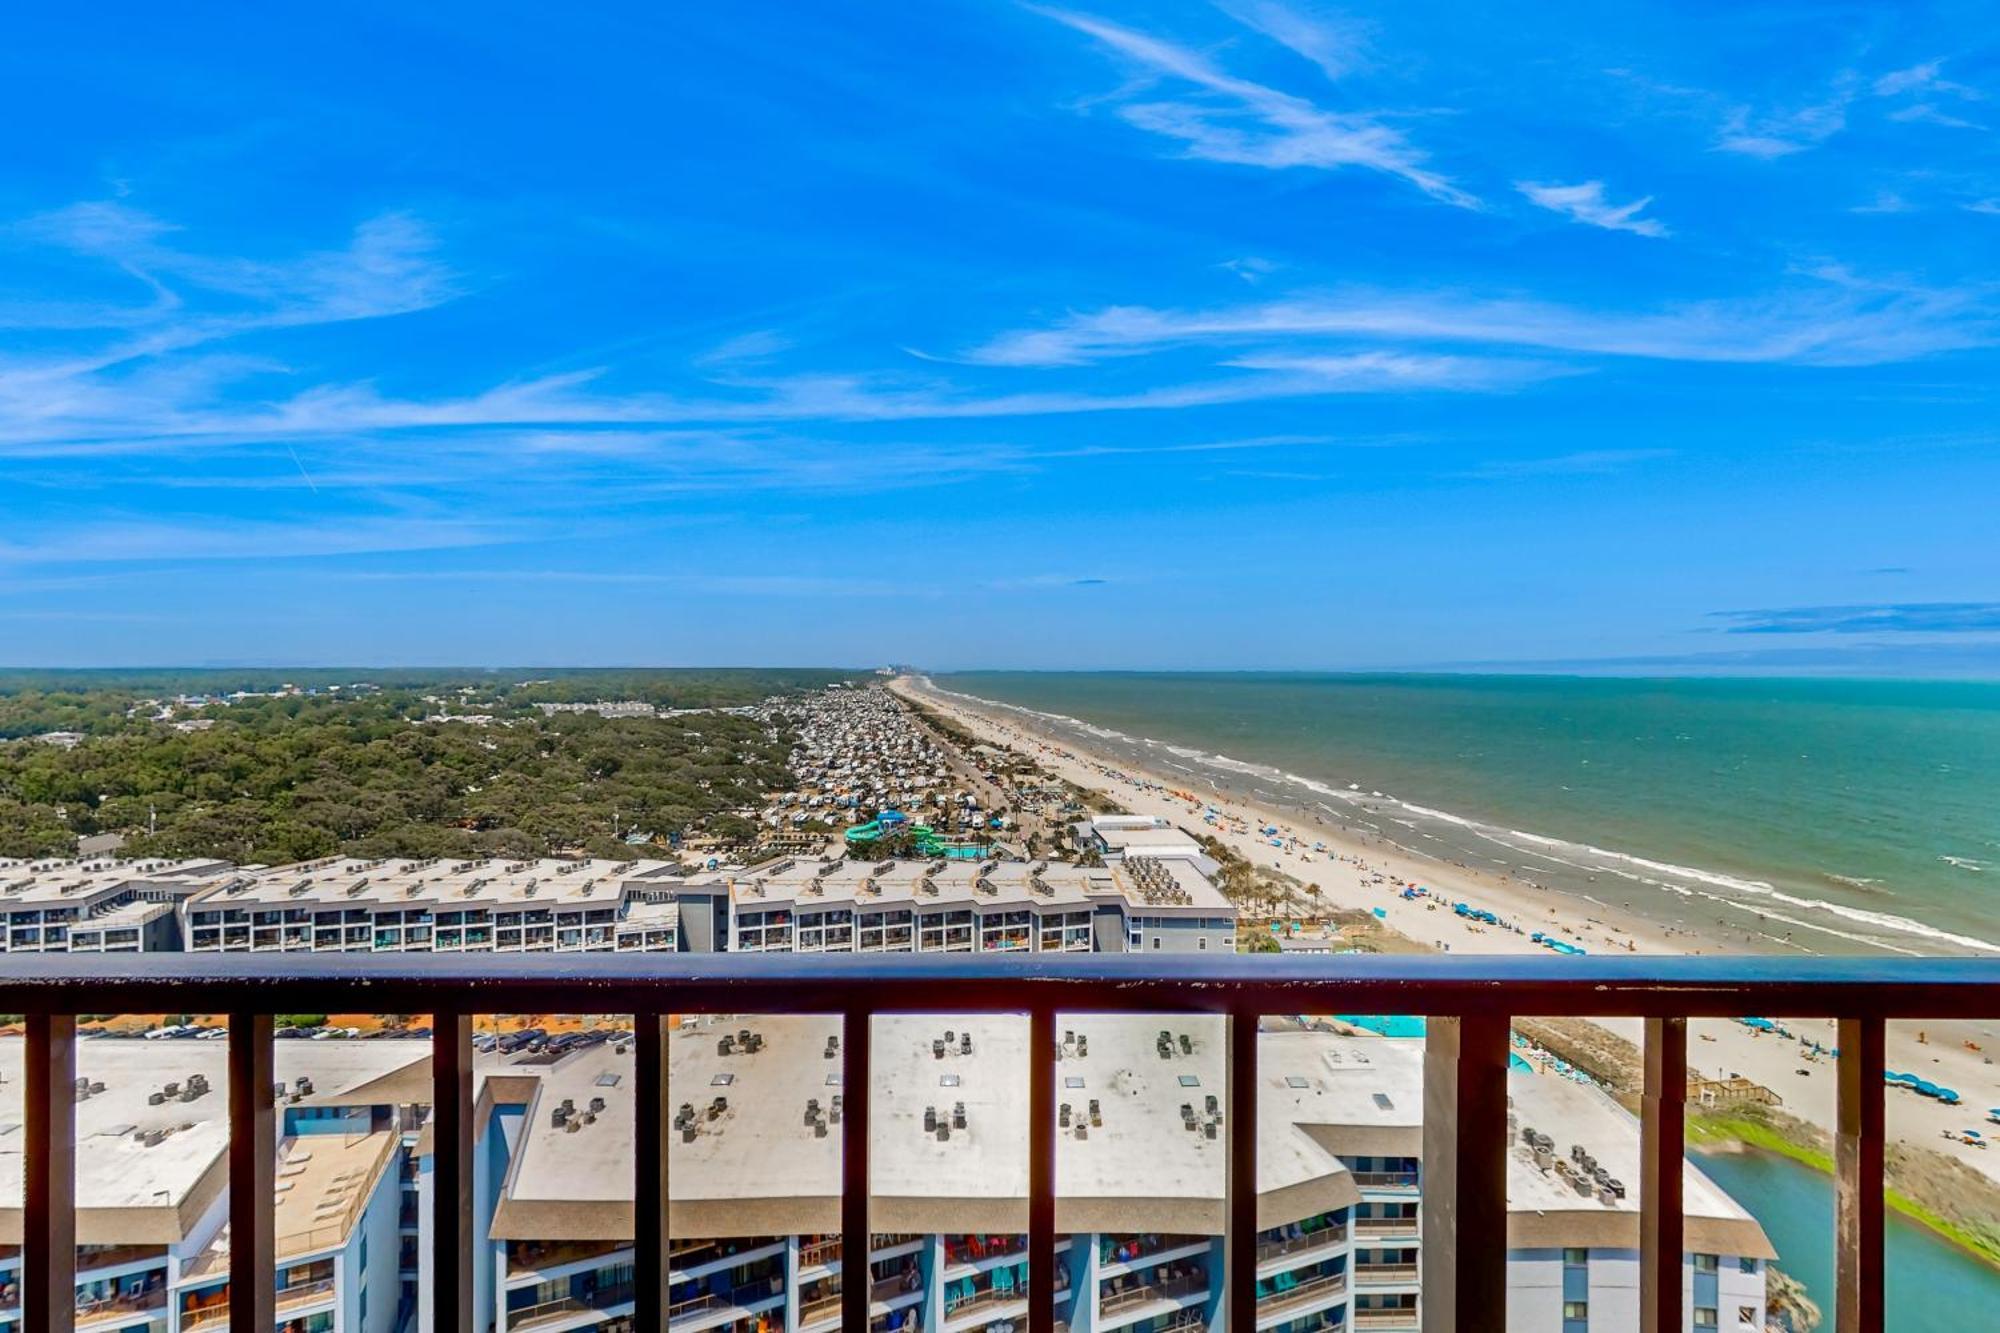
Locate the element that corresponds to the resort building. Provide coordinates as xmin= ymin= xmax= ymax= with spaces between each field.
xmin=466 ymin=1020 xmax=1768 ymax=1333
xmin=0 ymin=852 xmax=1239 ymax=958
xmin=1068 ymin=817 xmax=1213 ymax=870
xmin=178 ymin=857 xmax=688 ymax=955
xmin=675 ymin=855 xmax=1237 ymax=956
xmin=0 ymin=857 xmax=238 ymax=954
xmin=0 ymin=1023 xmax=1769 ymax=1333
xmin=0 ymin=1037 xmax=423 ymax=1333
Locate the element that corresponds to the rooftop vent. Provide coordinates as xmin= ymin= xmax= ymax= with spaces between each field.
xmin=1126 ymin=856 xmax=1192 ymax=906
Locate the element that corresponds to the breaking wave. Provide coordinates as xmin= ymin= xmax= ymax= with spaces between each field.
xmin=919 ymin=677 xmax=2000 ymax=956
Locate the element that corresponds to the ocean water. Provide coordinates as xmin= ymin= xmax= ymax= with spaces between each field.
xmin=1692 ymin=1147 xmax=2000 ymax=1330
xmin=932 ymin=673 xmax=2000 ymax=956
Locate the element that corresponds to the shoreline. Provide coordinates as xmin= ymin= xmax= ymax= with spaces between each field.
xmin=921 ymin=677 xmax=1997 ymax=960
xmin=892 ymin=673 xmax=2000 ymax=1194
xmin=1687 ymin=1116 xmax=2000 ymax=1271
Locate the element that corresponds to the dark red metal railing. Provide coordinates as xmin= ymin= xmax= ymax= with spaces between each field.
xmin=2 ymin=951 xmax=1993 ymax=1333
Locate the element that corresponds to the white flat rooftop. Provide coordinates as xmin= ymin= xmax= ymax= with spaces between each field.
xmin=188 ymin=856 xmax=684 ymax=913
xmin=709 ymin=855 xmax=1231 ymax=918
xmin=0 ymin=1037 xmax=424 ymax=1245
xmin=0 ymin=857 xmax=236 ymax=908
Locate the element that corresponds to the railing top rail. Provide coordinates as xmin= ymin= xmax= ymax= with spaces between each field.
xmin=0 ymin=951 xmax=1993 ymax=1018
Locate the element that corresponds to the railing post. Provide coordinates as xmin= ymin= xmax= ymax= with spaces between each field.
xmin=432 ymin=1014 xmax=475 ymax=1333
xmin=1422 ymin=1013 xmax=1508 ymax=1333
xmin=840 ymin=1009 xmax=871 ymax=1333
xmin=1226 ymin=1009 xmax=1258 ymax=1333
xmin=228 ymin=1012 xmax=275 ymax=1333
xmin=1836 ymin=1017 xmax=1885 ymax=1333
xmin=636 ymin=1012 xmax=670 ymax=1333
xmin=25 ymin=1012 xmax=75 ymax=1333
xmin=1640 ymin=1017 xmax=1686 ymax=1333
xmin=1029 ymin=1006 xmax=1056 ymax=1333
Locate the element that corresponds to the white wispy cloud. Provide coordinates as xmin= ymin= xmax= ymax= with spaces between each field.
xmin=1032 ymin=5 xmax=1476 ymax=208
xmin=1456 ymin=448 xmax=1673 ymax=480
xmin=1211 ymin=0 xmax=1370 ymax=81
xmin=1887 ymin=103 xmax=1985 ymax=131
xmin=1715 ymin=81 xmax=1857 ymax=158
xmin=1850 ymin=190 xmax=1915 ymax=215
xmin=1515 ymin=180 xmax=1668 ymax=238
xmin=0 ymin=329 xmax=1553 ymax=456
xmin=1220 ymin=255 xmax=1278 ymax=283
xmin=961 ymin=278 xmax=1992 ymax=368
xmin=10 ymin=202 xmax=454 ymax=337
xmin=1873 ymin=59 xmax=1980 ymax=100
xmin=0 ymin=203 xmax=460 ymax=456
xmin=693 ymin=328 xmax=793 ymax=367
xmin=1616 ymin=60 xmax=1983 ymax=161
xmin=0 ymin=514 xmax=511 ymax=566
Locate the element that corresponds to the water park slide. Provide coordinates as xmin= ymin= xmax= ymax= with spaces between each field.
xmin=845 ymin=814 xmax=948 ymax=855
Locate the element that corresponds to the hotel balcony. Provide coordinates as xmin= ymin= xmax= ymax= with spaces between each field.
xmin=1255 ymin=1220 xmax=1348 ymax=1270
xmin=508 ymin=1280 xmax=637 ymax=1333
xmin=177 ymin=1276 xmax=341 ymax=1333
xmin=72 ymin=1280 xmax=168 ymax=1330
xmin=1099 ymin=1271 xmax=1210 ymax=1314
xmin=1253 ymin=1269 xmax=1348 ymax=1330
xmin=0 ymin=951 xmax=1989 ymax=1333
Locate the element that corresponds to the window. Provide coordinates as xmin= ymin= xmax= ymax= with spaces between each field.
xmin=1738 ymin=1257 xmax=1758 ymax=1273
xmin=1737 ymin=1308 xmax=1757 ymax=1327
xmin=1694 ymin=1308 xmax=1717 ymax=1328
xmin=1693 ymin=1253 xmax=1718 ymax=1273
xmin=1562 ymin=1300 xmax=1588 ymax=1321
xmin=1563 ymin=1248 xmax=1587 ymax=1266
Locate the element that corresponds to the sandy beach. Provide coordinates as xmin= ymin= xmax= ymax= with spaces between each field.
xmin=894 ymin=674 xmax=2000 ymax=1189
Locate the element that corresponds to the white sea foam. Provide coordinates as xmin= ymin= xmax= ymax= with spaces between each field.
xmin=923 ymin=678 xmax=2000 ymax=954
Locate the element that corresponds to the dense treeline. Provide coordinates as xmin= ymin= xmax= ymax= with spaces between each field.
xmin=0 ymin=669 xmax=853 ymax=861
xmin=0 ymin=667 xmax=856 ymax=739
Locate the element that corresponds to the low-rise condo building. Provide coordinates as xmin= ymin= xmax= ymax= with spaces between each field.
xmin=0 ymin=1023 xmax=1769 ymax=1333
xmin=0 ymin=857 xmax=238 ymax=954
xmin=677 ymin=855 xmax=1236 ymax=956
xmin=179 ymin=857 xmax=688 ymax=955
xmin=2 ymin=850 xmax=1238 ymax=959
xmin=1069 ymin=817 xmax=1213 ymax=870
xmin=0 ymin=1037 xmax=424 ymax=1333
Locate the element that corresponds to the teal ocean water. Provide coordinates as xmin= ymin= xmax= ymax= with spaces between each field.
xmin=933 ymin=673 xmax=2000 ymax=956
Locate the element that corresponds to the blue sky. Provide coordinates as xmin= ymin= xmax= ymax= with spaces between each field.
xmin=2 ymin=2 xmax=1997 ymax=671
